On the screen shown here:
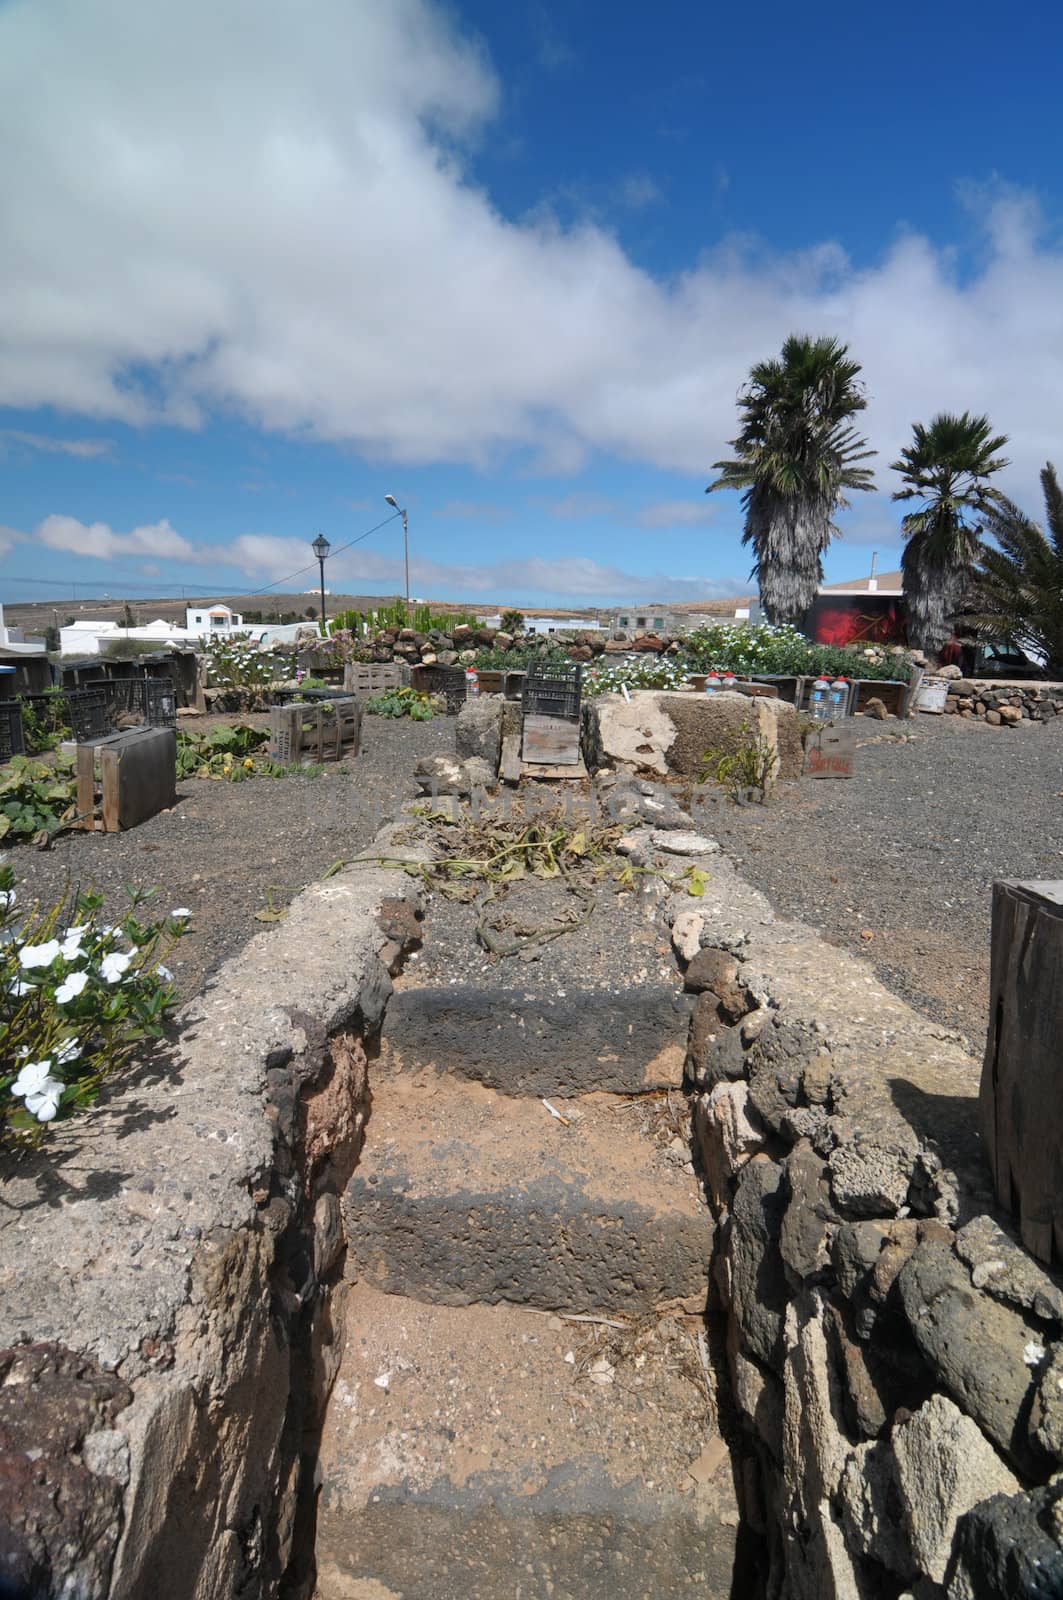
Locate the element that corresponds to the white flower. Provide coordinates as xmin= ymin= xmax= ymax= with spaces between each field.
xmin=8 ymin=979 xmax=30 ymax=997
xmin=100 ymin=951 xmax=133 ymax=984
xmin=59 ymin=933 xmax=85 ymax=962
xmin=19 ymin=940 xmax=60 ymax=969
xmin=155 ymin=964 xmax=174 ymax=982
xmin=10 ymin=1060 xmax=64 ymax=1122
xmin=170 ymin=908 xmax=191 ymax=920
xmin=54 ymin=1037 xmax=81 ymax=1066
xmin=64 ymin=925 xmax=88 ymax=940
xmin=55 ymin=970 xmax=89 ymax=1004
xmin=0 ymin=890 xmax=15 ymax=912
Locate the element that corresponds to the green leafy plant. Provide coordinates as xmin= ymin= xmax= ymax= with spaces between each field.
xmin=175 ymin=723 xmax=297 ymax=781
xmin=18 ymin=691 xmax=71 ymax=754
xmin=297 ymin=675 xmax=331 ymax=691
xmin=0 ymin=868 xmax=186 ymax=1146
xmin=500 ymin=609 xmax=525 ymax=634
xmin=698 ymin=718 xmax=779 ymax=804
xmin=473 ymin=642 xmax=569 ymax=669
xmin=0 ymin=754 xmax=79 ymax=843
xmin=365 ymin=687 xmax=436 ymax=720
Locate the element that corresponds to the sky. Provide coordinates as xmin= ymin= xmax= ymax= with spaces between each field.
xmin=2 ymin=0 xmax=1063 ymax=609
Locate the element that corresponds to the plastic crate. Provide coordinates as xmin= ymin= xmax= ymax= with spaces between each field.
xmin=20 ymin=689 xmax=110 ymax=745
xmin=0 ymin=700 xmax=24 ymax=761
xmin=412 ymin=665 xmax=467 ymax=714
xmin=522 ymin=663 xmax=582 ymax=722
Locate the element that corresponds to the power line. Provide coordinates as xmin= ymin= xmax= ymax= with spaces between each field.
xmin=245 ymin=511 xmax=403 ymax=595
xmin=4 ymin=510 xmax=407 ymax=602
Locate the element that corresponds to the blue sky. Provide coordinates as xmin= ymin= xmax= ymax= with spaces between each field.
xmin=2 ymin=0 xmax=1062 ymax=607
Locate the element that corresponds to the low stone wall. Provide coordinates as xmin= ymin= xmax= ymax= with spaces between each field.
xmin=678 ymin=848 xmax=1063 ymax=1597
xmin=932 ymin=677 xmax=1063 ymax=725
xmin=0 ymin=823 xmax=427 ymax=1600
xmin=582 ymin=689 xmax=804 ymax=781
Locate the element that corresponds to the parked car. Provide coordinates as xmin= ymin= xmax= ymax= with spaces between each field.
xmin=958 ymin=642 xmax=1047 ymax=679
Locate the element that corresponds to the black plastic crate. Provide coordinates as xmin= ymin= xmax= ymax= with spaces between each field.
xmin=522 ymin=662 xmax=582 ymax=722
xmin=19 ymin=689 xmax=109 ymax=746
xmin=412 ymin=665 xmax=467 ymax=714
xmin=98 ymin=677 xmax=177 ymax=730
xmin=0 ymin=700 xmax=24 ymax=762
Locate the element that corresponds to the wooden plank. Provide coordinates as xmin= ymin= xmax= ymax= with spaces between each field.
xmin=76 ymin=745 xmax=96 ymax=830
xmin=980 ymin=880 xmax=1063 ymax=1263
xmin=522 ymin=713 xmax=581 ymax=765
xmin=804 ymin=726 xmax=856 ymax=779
xmin=501 ymin=732 xmax=522 ymax=786
xmin=521 ymin=757 xmax=589 ymax=781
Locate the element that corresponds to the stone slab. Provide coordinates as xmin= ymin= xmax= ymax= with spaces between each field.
xmin=343 ymin=1073 xmax=711 ymax=1314
xmin=379 ymin=982 xmax=693 ymax=1097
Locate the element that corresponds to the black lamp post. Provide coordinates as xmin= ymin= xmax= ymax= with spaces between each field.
xmin=384 ymin=495 xmax=410 ymax=609
xmin=311 ymin=533 xmax=331 ymax=630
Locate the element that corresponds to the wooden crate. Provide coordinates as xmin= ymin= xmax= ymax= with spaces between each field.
xmin=980 ymin=880 xmax=1063 ymax=1262
xmin=269 ymin=698 xmax=363 ymax=764
xmin=342 ymin=662 xmax=410 ymax=697
xmin=852 ymin=678 xmax=910 ymax=718
xmin=76 ymin=728 xmax=177 ymax=832
xmin=522 ymin=712 xmax=581 ymax=765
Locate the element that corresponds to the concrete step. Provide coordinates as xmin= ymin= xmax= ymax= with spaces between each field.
xmin=343 ymin=1073 xmax=710 ymax=1315
xmin=315 ymin=1284 xmax=738 ymax=1600
xmin=379 ymin=981 xmax=693 ymax=1097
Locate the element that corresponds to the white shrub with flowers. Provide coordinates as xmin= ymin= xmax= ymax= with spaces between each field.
xmin=204 ymin=633 xmax=289 ymax=690
xmin=0 ymin=863 xmax=187 ymax=1146
xmin=584 ymin=657 xmax=689 ymax=695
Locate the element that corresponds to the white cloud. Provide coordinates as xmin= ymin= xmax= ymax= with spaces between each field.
xmin=0 ymin=430 xmax=113 ymax=459
xmin=545 ymin=493 xmax=621 ymax=519
xmin=635 ymin=500 xmax=717 ymax=528
xmin=36 ymin=515 xmax=198 ymax=563
xmin=10 ymin=513 xmax=750 ymax=604
xmin=0 ymin=2 xmax=1061 ymax=508
xmin=618 ymin=173 xmax=663 ymax=211
xmin=436 ymin=500 xmax=516 ymax=522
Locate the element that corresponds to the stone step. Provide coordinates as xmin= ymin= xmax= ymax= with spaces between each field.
xmin=315 ymin=1284 xmax=738 ymax=1600
xmin=379 ymin=981 xmax=693 ymax=1097
xmin=343 ymin=1072 xmax=710 ymax=1315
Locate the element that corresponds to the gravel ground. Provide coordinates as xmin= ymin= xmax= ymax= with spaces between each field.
xmin=705 ymin=714 xmax=1063 ymax=1051
xmin=5 ymin=713 xmax=456 ymax=1001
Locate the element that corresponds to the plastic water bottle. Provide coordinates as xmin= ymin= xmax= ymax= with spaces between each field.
xmin=828 ymin=677 xmax=849 ymax=720
xmin=809 ymin=676 xmax=831 ymax=721
xmin=465 ymin=669 xmax=480 ymax=698
xmin=705 ymin=671 xmax=721 ymax=695
xmin=721 ymin=671 xmax=737 ymax=691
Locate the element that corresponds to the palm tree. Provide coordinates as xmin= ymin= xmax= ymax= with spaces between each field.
xmin=708 ymin=334 xmax=876 ymax=626
xmin=891 ymin=412 xmax=1009 ymax=659
xmin=961 ymin=462 xmax=1063 ymax=678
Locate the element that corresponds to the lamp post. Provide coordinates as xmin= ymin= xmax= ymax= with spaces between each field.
xmin=311 ymin=533 xmax=331 ymax=631
xmin=384 ymin=495 xmax=410 ymax=610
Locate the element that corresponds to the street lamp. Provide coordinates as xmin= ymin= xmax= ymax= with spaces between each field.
xmin=311 ymin=533 xmax=331 ymax=630
xmin=384 ymin=495 xmax=410 ymax=610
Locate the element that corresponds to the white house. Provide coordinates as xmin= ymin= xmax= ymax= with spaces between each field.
xmin=59 ymin=619 xmax=195 ymax=656
xmin=185 ymin=604 xmax=243 ymax=634
xmin=523 ymin=615 xmax=604 ymax=636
